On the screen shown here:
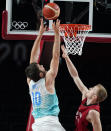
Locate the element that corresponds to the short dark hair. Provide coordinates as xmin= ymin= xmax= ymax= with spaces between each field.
xmin=25 ymin=62 xmax=41 ymax=82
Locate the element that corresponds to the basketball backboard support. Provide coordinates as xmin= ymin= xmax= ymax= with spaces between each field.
xmin=2 ymin=0 xmax=111 ymax=42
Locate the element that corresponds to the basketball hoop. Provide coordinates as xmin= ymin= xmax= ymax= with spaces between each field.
xmin=59 ymin=24 xmax=91 ymax=55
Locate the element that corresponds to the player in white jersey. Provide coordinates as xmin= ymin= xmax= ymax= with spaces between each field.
xmin=25 ymin=19 xmax=65 ymax=131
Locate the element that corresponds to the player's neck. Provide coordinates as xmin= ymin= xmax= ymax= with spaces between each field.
xmin=86 ymin=99 xmax=96 ymax=105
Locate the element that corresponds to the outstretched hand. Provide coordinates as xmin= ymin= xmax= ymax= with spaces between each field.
xmin=39 ymin=19 xmax=47 ymax=35
xmin=61 ymin=45 xmax=68 ymax=59
xmin=52 ymin=19 xmax=60 ymax=34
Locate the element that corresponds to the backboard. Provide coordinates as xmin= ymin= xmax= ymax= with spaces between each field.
xmin=2 ymin=0 xmax=111 ymax=42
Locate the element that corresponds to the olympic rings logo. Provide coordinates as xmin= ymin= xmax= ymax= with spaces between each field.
xmin=11 ymin=21 xmax=28 ymax=30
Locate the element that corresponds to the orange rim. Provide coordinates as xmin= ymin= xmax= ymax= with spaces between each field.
xmin=60 ymin=24 xmax=91 ymax=30
xmin=60 ymin=24 xmax=91 ymax=37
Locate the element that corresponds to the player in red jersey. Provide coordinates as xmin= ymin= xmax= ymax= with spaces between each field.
xmin=61 ymin=45 xmax=107 ymax=131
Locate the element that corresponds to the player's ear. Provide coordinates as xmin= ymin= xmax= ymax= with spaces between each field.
xmin=93 ymin=95 xmax=98 ymax=101
xmin=39 ymin=72 xmax=43 ymax=78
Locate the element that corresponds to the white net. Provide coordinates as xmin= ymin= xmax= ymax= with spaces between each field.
xmin=59 ymin=24 xmax=91 ymax=55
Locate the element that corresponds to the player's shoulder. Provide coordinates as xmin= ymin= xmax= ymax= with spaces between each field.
xmin=86 ymin=109 xmax=100 ymax=123
xmin=88 ymin=109 xmax=100 ymax=119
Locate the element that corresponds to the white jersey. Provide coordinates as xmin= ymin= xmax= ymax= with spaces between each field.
xmin=29 ymin=78 xmax=60 ymax=119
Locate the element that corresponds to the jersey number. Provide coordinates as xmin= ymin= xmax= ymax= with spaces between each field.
xmin=32 ymin=92 xmax=41 ymax=106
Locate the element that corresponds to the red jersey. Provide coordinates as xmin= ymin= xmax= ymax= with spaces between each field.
xmin=75 ymin=98 xmax=100 ymax=131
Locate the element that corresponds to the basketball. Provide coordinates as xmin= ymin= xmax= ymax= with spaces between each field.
xmin=43 ymin=3 xmax=60 ymax=20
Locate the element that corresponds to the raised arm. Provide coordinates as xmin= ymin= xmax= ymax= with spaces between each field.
xmin=61 ymin=45 xmax=88 ymax=98
xmin=26 ymin=19 xmax=46 ymax=85
xmin=30 ymin=19 xmax=47 ymax=64
xmin=46 ymin=19 xmax=60 ymax=87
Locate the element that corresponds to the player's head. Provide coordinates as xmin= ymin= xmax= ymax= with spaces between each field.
xmin=86 ymin=84 xmax=107 ymax=103
xmin=25 ymin=62 xmax=46 ymax=82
